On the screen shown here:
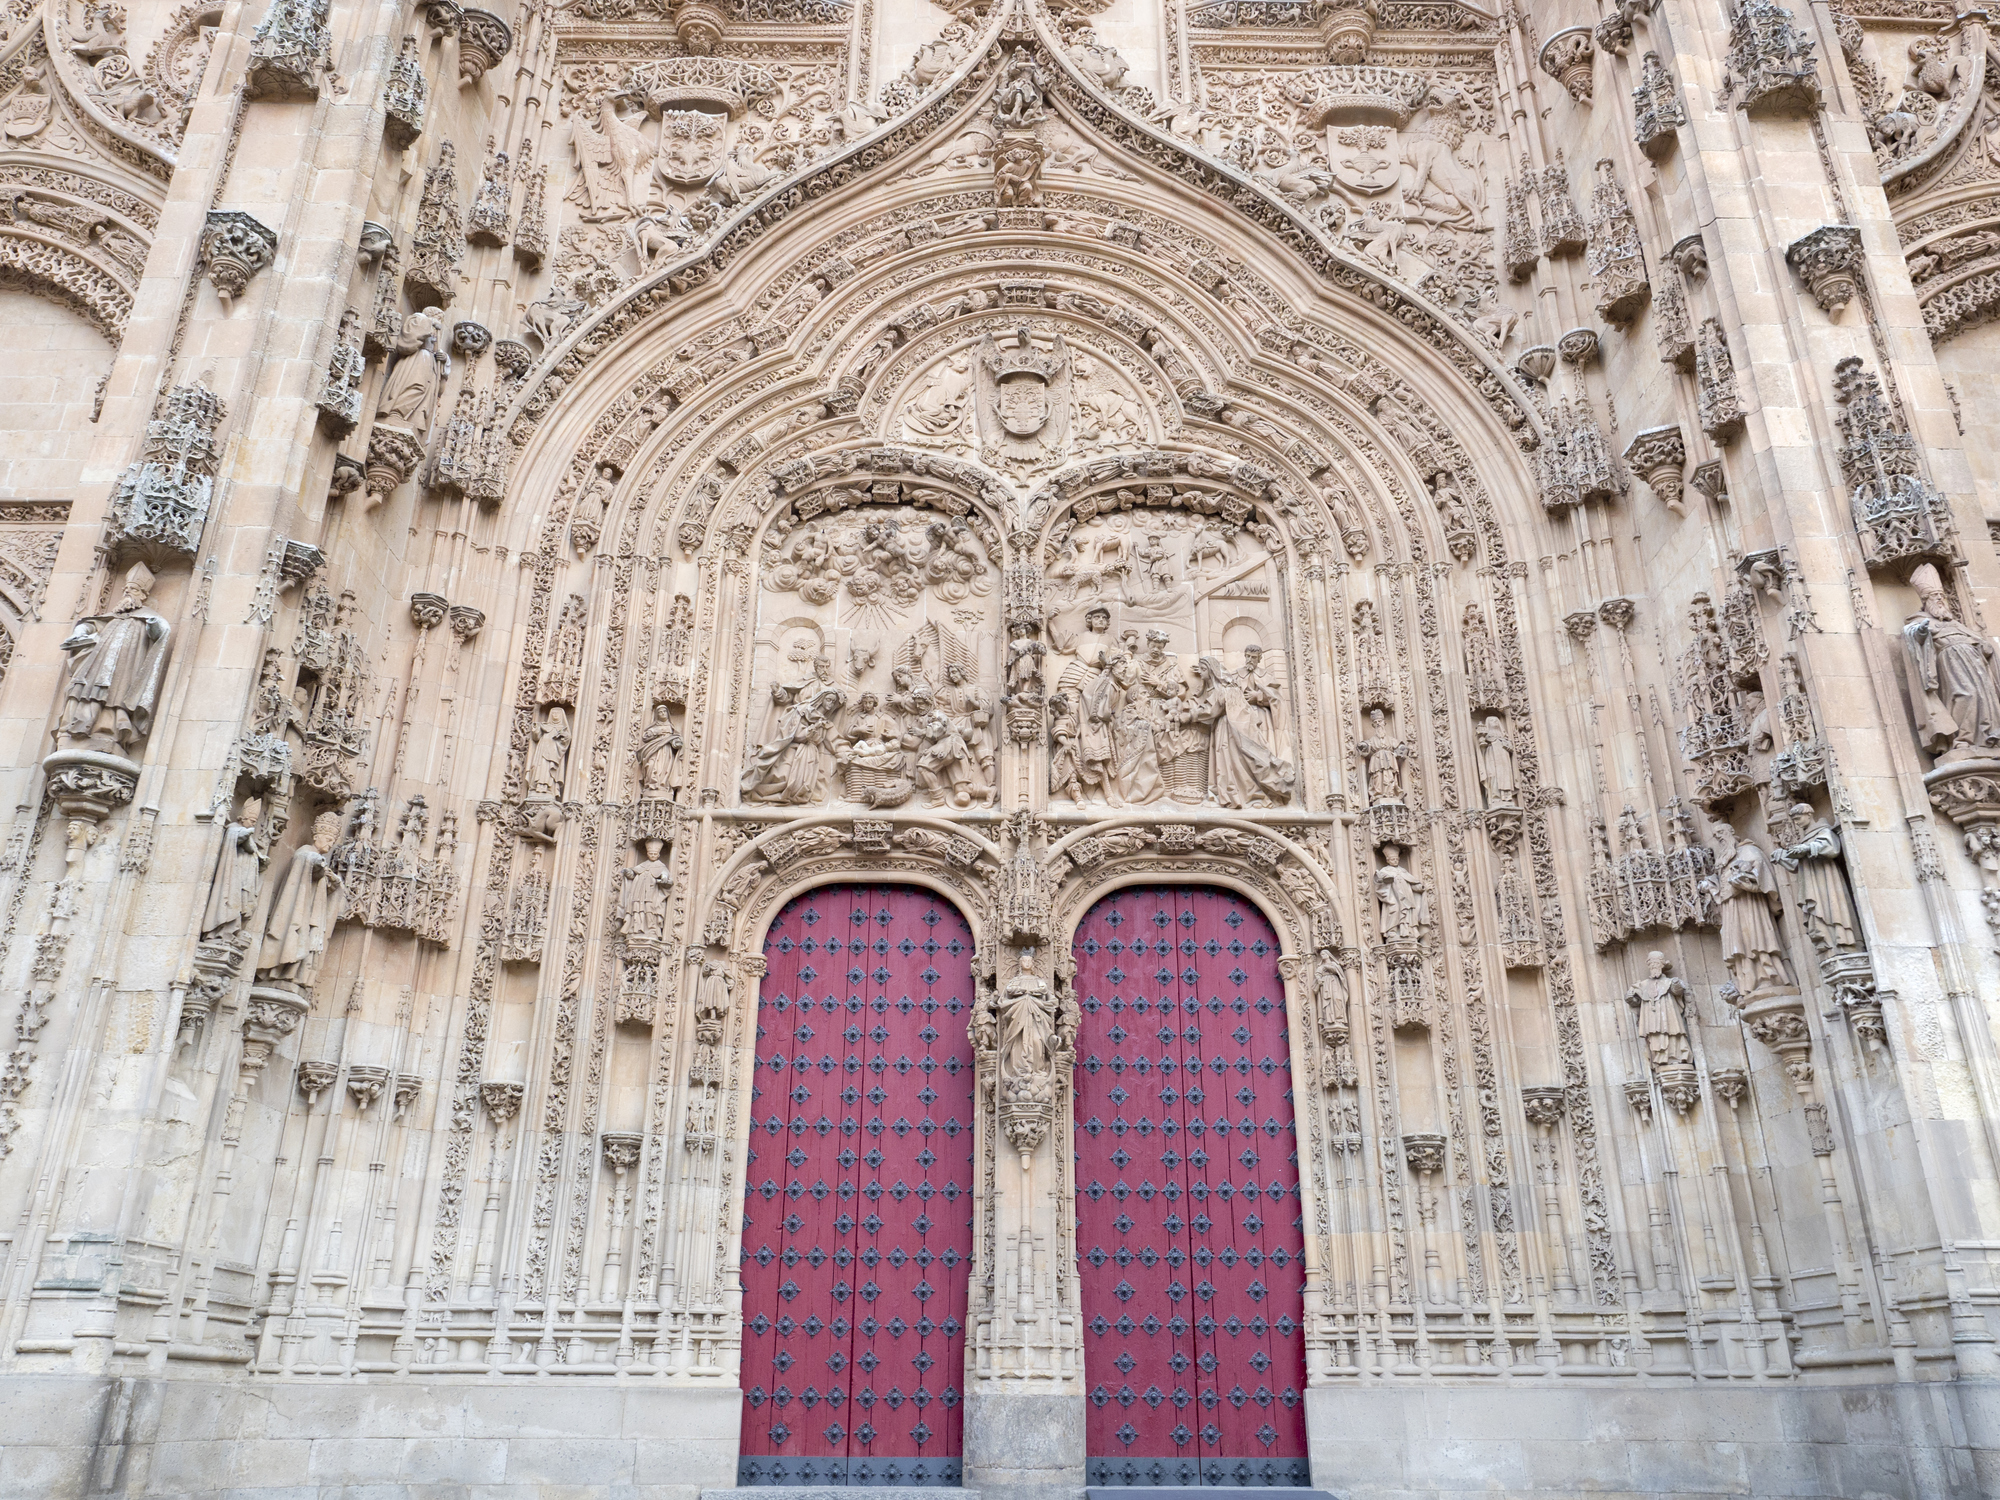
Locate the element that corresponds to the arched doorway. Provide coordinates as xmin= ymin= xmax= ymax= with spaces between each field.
xmin=1073 ymin=885 xmax=1308 ymax=1486
xmin=739 ymin=884 xmax=977 ymax=1486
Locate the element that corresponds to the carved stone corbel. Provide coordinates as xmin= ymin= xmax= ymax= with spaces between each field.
xmin=1624 ymin=425 xmax=1688 ymax=516
xmin=1927 ymin=763 xmax=2000 ymax=956
xmin=1539 ymin=28 xmax=1596 ymax=103
xmin=200 ymin=211 xmax=279 ymax=313
xmin=1325 ymin=3 xmax=1375 ymax=62
xmin=1786 ymin=226 xmax=1864 ymax=315
xmin=363 ymin=425 xmax=425 ymax=509
xmin=456 ymin=8 xmax=512 ymax=86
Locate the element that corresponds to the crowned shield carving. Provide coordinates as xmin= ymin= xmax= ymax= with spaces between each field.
xmin=973 ymin=326 xmax=1071 ymax=470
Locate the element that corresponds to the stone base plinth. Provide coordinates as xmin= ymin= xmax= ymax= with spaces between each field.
xmin=964 ymin=1389 xmax=1086 ymax=1500
xmin=0 ymin=1372 xmax=739 ymax=1499
xmin=3 ymin=1371 xmax=1997 ymax=1498
xmin=1304 ymin=1379 xmax=1988 ymax=1498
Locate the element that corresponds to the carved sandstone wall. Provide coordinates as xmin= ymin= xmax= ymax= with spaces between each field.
xmin=1 ymin=0 xmax=2000 ymax=1497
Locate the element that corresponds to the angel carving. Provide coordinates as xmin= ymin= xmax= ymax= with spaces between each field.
xmin=902 ymin=354 xmax=975 ymax=444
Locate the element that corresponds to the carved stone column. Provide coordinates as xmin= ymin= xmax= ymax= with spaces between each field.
xmin=1522 ymin=1088 xmax=1577 ymax=1307
xmin=963 ymin=938 xmax=1085 ymax=1500
xmin=1736 ymin=996 xmax=1871 ymax=1347
xmin=469 ymin=1078 xmax=523 ymax=1301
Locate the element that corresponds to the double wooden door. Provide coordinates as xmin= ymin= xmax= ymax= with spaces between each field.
xmin=739 ymin=885 xmax=976 ymax=1486
xmin=1072 ymin=885 xmax=1310 ymax=1486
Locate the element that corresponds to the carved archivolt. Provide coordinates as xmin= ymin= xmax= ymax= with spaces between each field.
xmin=500 ymin=8 xmax=1537 ymax=467
xmin=414 ymin=2 xmax=1613 ymax=1387
xmin=0 ymin=35 xmax=163 ymax=339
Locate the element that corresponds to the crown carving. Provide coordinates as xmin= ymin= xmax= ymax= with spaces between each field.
xmin=985 ymin=326 xmax=1065 ymax=383
xmin=1283 ymin=65 xmax=1431 ymax=127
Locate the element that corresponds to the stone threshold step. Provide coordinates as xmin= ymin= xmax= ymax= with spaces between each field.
xmin=704 ymin=1490 xmax=978 ymax=1500
xmin=1088 ymin=1490 xmax=1338 ymax=1500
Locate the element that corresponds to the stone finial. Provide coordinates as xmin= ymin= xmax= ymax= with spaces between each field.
xmin=383 ymin=35 xmax=426 ymax=146
xmin=109 ymin=381 xmax=226 ymax=557
xmin=1726 ymin=0 xmax=1821 ymax=116
xmin=315 ymin=309 xmax=366 ymax=438
xmin=1633 ymin=51 xmax=1687 ymax=158
xmin=245 ymin=0 xmax=332 ymax=99
xmin=1696 ymin=317 xmax=1745 ymax=441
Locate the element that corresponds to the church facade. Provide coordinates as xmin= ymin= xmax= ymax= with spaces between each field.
xmin=4 ymin=0 xmax=2000 ymax=1493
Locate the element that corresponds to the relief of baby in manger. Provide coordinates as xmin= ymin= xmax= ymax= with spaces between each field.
xmin=747 ymin=501 xmax=1004 ymax=810
xmin=744 ymin=493 xmax=1290 ymax=812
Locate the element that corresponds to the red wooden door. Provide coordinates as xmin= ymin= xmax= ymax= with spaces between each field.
xmin=1073 ymin=886 xmax=1309 ymax=1487
xmin=740 ymin=885 xmax=976 ymax=1486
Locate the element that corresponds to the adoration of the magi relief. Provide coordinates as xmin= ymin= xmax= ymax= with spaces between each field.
xmin=7 ymin=0 xmax=2000 ymax=1493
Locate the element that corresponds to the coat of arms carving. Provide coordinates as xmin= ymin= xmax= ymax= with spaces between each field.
xmin=974 ymin=325 xmax=1072 ymax=470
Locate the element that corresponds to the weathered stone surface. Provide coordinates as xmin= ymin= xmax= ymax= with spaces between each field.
xmin=3 ymin=0 xmax=2000 ymax=1494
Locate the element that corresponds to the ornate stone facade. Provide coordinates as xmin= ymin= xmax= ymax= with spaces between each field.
xmin=3 ymin=0 xmax=2000 ymax=1496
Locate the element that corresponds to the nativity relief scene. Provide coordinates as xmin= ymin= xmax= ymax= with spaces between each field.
xmin=10 ymin=0 xmax=2000 ymax=1495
